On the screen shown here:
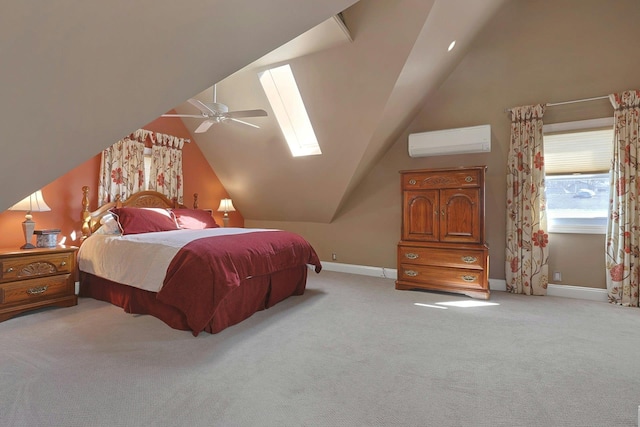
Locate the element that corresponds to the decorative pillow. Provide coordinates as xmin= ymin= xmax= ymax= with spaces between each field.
xmin=172 ymin=208 xmax=219 ymax=229
xmin=110 ymin=207 xmax=179 ymax=235
xmin=94 ymin=213 xmax=121 ymax=235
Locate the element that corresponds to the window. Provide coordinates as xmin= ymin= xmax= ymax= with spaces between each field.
xmin=543 ymin=118 xmax=613 ymax=234
xmin=143 ymin=147 xmax=152 ymax=190
xmin=258 ymin=64 xmax=321 ymax=157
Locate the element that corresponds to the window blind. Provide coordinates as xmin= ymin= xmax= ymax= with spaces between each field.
xmin=543 ymin=128 xmax=613 ymax=174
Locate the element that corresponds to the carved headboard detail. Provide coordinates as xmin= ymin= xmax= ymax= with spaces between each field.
xmin=81 ymin=187 xmax=198 ymax=240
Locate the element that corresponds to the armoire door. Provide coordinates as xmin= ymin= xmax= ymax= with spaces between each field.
xmin=403 ymin=190 xmax=439 ymax=241
xmin=439 ymin=188 xmax=481 ymax=243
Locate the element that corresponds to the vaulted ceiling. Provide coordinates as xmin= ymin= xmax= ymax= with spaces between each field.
xmin=2 ymin=0 xmax=506 ymax=221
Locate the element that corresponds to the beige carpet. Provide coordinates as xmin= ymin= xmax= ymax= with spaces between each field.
xmin=2 ymin=270 xmax=640 ymax=426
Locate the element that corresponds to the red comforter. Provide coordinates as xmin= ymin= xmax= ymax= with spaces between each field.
xmin=156 ymin=230 xmax=321 ymax=335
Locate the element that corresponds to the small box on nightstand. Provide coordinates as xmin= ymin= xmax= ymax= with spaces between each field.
xmin=34 ymin=229 xmax=61 ymax=248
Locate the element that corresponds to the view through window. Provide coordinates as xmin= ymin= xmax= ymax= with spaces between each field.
xmin=543 ymin=119 xmax=613 ymax=233
xmin=545 ymin=172 xmax=609 ymax=231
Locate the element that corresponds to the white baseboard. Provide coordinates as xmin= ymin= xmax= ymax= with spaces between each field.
xmin=547 ymin=283 xmax=608 ymax=302
xmin=489 ymin=278 xmax=507 ymax=291
xmin=321 ymin=262 xmax=608 ymax=302
xmin=489 ymin=278 xmax=607 ymax=301
xmin=321 ymin=261 xmax=397 ymax=280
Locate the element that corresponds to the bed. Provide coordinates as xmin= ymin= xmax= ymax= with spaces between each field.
xmin=78 ymin=187 xmax=322 ymax=336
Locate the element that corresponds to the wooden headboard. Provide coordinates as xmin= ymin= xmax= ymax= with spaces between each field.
xmin=81 ymin=187 xmax=198 ymax=239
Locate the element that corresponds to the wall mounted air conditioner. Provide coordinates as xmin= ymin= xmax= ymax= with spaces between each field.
xmin=408 ymin=124 xmax=491 ymax=157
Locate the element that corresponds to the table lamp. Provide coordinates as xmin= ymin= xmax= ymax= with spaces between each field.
xmin=8 ymin=190 xmax=51 ymax=249
xmin=217 ymin=198 xmax=236 ymax=227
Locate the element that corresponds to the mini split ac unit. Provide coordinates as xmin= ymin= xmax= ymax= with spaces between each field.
xmin=408 ymin=124 xmax=491 ymax=157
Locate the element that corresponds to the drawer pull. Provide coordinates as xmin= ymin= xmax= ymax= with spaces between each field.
xmin=27 ymin=285 xmax=49 ymax=295
xmin=461 ymin=256 xmax=477 ymax=264
xmin=6 ymin=267 xmax=14 ymax=273
xmin=461 ymin=275 xmax=477 ymax=282
xmin=408 ymin=179 xmax=417 ymax=185
xmin=405 ymin=253 xmax=419 ymax=260
xmin=60 ymin=261 xmax=67 ymax=267
xmin=441 ymin=209 xmax=445 ymax=216
xmin=405 ymin=270 xmax=419 ymax=277
xmin=465 ymin=176 xmax=473 ymax=183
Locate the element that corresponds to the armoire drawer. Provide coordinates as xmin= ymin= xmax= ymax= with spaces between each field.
xmin=398 ymin=246 xmax=485 ymax=270
xmin=398 ymin=264 xmax=486 ymax=290
xmin=402 ymin=169 xmax=481 ymax=190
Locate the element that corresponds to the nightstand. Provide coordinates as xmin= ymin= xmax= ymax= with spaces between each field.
xmin=0 ymin=246 xmax=78 ymax=322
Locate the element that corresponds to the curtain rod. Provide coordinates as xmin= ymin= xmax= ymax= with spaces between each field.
xmin=505 ymin=95 xmax=609 ymax=113
xmin=546 ymin=95 xmax=609 ymax=107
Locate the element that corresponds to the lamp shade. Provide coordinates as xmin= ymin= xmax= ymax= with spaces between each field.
xmin=217 ymin=198 xmax=236 ymax=213
xmin=8 ymin=190 xmax=51 ymax=249
xmin=9 ymin=190 xmax=51 ymax=213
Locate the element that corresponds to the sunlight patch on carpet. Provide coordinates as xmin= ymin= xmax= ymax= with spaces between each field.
xmin=436 ymin=300 xmax=500 ymax=308
xmin=413 ymin=303 xmax=448 ymax=309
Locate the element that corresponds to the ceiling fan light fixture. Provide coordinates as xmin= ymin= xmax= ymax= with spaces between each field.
xmin=209 ymin=102 xmax=229 ymax=114
xmin=163 ymin=86 xmax=267 ymax=132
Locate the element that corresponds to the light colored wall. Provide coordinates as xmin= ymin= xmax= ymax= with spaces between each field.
xmin=249 ymin=0 xmax=640 ymax=289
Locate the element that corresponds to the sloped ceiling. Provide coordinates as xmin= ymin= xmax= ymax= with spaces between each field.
xmin=2 ymin=0 xmax=506 ymax=222
xmin=169 ymin=0 xmax=506 ymax=223
xmin=0 ymin=0 xmax=357 ymax=210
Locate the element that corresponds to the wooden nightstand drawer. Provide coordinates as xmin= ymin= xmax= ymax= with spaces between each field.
xmin=0 ymin=274 xmax=72 ymax=306
xmin=0 ymin=246 xmax=78 ymax=322
xmin=0 ymin=252 xmax=73 ymax=282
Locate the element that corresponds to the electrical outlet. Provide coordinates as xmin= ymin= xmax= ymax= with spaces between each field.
xmin=553 ymin=272 xmax=562 ymax=282
xmin=332 ymin=253 xmax=337 ymax=261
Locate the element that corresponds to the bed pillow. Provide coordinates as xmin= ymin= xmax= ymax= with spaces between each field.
xmin=110 ymin=207 xmax=179 ymax=235
xmin=172 ymin=208 xmax=219 ymax=229
xmin=93 ymin=213 xmax=122 ymax=235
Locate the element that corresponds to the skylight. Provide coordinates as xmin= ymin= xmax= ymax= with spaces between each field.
xmin=258 ymin=64 xmax=321 ymax=157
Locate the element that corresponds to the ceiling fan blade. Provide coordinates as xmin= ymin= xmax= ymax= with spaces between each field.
xmin=188 ymin=98 xmax=217 ymax=115
xmin=223 ymin=109 xmax=268 ymax=119
xmin=229 ymin=118 xmax=260 ymax=129
xmin=195 ymin=120 xmax=215 ymax=133
xmin=161 ymin=114 xmax=206 ymax=118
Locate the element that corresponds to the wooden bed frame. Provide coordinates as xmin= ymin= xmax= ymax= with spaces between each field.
xmin=80 ymin=186 xmax=199 ymax=239
xmin=78 ymin=187 xmax=310 ymax=335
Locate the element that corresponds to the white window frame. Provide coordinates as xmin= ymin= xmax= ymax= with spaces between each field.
xmin=143 ymin=147 xmax=152 ymax=190
xmin=543 ymin=117 xmax=613 ymax=235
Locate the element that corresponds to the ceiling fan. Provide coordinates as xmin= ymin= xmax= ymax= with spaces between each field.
xmin=162 ymin=85 xmax=267 ymax=133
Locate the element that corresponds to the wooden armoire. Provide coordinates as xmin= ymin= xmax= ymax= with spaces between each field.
xmin=396 ymin=166 xmax=490 ymax=299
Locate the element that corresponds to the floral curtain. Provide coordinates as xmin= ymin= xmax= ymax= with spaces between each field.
xmin=98 ymin=129 xmax=187 ymax=206
xmin=98 ymin=135 xmax=145 ymax=205
xmin=149 ymin=132 xmax=185 ymax=204
xmin=505 ymin=104 xmax=549 ymax=295
xmin=605 ymin=90 xmax=640 ymax=306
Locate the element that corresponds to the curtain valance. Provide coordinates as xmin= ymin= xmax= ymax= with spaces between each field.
xmin=127 ymin=129 xmax=189 ymax=149
xmin=98 ymin=129 xmax=186 ymax=205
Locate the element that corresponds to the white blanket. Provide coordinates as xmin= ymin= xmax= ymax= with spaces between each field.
xmin=78 ymin=227 xmax=274 ymax=292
